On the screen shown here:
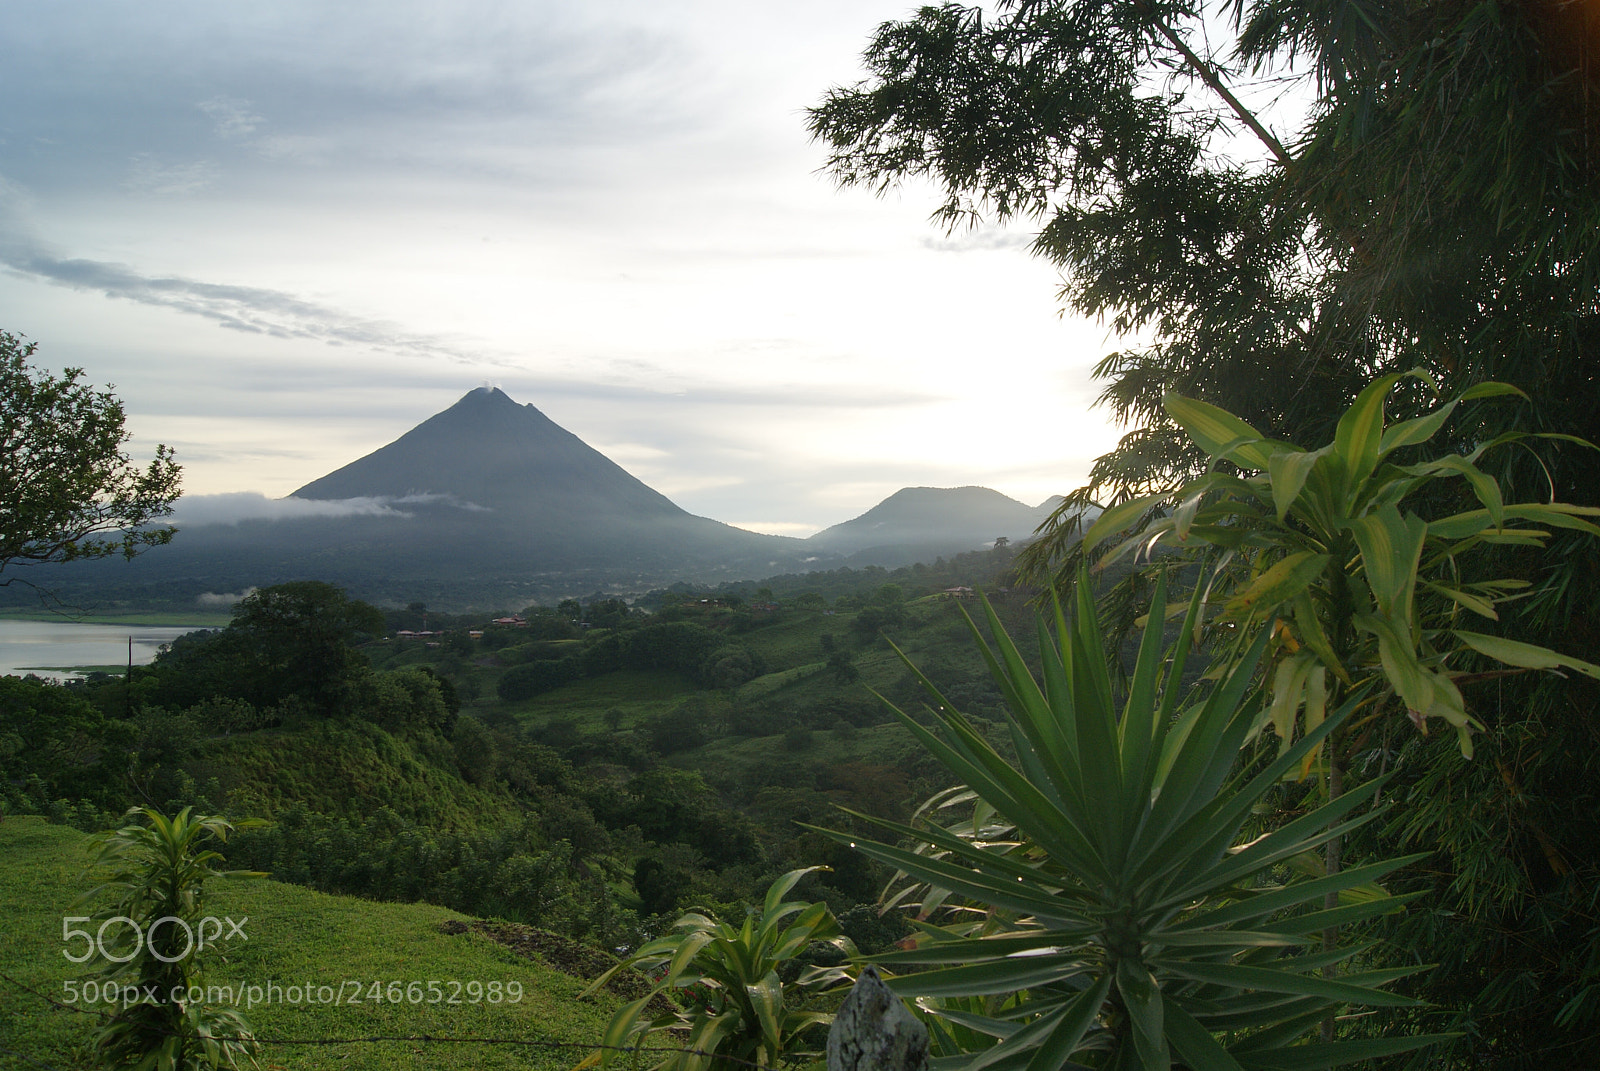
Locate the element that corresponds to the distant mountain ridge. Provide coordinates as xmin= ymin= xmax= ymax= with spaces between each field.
xmin=807 ymin=485 xmax=1062 ymax=565
xmin=810 ymin=485 xmax=1054 ymax=548
xmin=3 ymin=388 xmax=1082 ymax=610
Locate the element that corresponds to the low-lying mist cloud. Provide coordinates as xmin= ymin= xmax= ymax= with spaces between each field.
xmin=195 ymin=589 xmax=254 ymax=608
xmin=169 ymin=492 xmax=487 ymax=526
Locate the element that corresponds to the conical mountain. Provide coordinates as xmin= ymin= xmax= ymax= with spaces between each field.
xmin=808 ymin=485 xmax=1051 ymax=559
xmin=279 ymin=387 xmax=801 ymax=578
xmin=27 ymin=387 xmax=821 ymax=609
xmin=292 ymin=386 xmax=687 ymax=521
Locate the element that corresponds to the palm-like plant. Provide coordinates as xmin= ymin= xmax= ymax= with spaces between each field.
xmin=578 ymin=867 xmax=855 ymax=1071
xmin=1082 ymin=373 xmax=1600 ymax=759
xmin=82 ymin=806 xmax=263 ymax=1070
xmin=825 ymin=575 xmax=1451 ymax=1069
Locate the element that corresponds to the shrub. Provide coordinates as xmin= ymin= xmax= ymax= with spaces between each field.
xmin=579 ymin=868 xmax=854 ymax=1071
xmin=78 ymin=807 xmax=262 ymax=1069
xmin=833 ymin=575 xmax=1453 ymax=1067
xmin=497 ymin=659 xmax=580 ymax=701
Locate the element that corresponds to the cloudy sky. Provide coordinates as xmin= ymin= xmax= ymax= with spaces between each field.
xmin=0 ymin=0 xmax=1127 ymax=536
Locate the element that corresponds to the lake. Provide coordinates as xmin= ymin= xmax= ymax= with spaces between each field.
xmin=0 ymin=619 xmax=206 ymax=681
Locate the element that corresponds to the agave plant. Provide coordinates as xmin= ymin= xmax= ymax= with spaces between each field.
xmin=824 ymin=574 xmax=1452 ymax=1069
xmin=577 ymin=867 xmax=855 ymax=1071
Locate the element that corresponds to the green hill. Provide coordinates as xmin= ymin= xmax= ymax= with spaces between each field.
xmin=0 ymin=818 xmax=626 ymax=1071
xmin=1 ymin=550 xmax=1051 ymax=1027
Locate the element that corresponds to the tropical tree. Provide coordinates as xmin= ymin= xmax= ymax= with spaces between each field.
xmin=813 ymin=8 xmax=1600 ymax=1059
xmin=578 ymin=867 xmax=855 ymax=1071
xmin=0 ymin=331 xmax=181 ymax=583
xmin=811 ymin=0 xmax=1600 ymax=561
xmin=828 ymin=576 xmax=1449 ymax=1068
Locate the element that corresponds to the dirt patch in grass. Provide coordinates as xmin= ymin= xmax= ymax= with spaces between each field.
xmin=443 ymin=920 xmax=674 ymax=1015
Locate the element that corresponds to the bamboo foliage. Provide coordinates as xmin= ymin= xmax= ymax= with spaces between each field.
xmin=822 ymin=574 xmax=1449 ymax=1070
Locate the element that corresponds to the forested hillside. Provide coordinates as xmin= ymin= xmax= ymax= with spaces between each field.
xmin=1 ymin=547 xmax=1034 ymax=962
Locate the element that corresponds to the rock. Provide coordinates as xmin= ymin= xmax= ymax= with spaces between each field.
xmin=827 ymin=965 xmax=929 ymax=1071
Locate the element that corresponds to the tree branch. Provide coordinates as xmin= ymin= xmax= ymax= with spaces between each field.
xmin=1143 ymin=9 xmax=1293 ymax=168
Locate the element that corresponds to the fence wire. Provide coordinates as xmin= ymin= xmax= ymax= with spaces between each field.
xmin=0 ymin=968 xmax=789 ymax=1071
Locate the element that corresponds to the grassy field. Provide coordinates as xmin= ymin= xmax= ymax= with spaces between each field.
xmin=509 ymin=668 xmax=694 ymax=730
xmin=0 ymin=818 xmax=625 ymax=1071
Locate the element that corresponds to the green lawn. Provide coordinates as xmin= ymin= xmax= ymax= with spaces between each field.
xmin=0 ymin=818 xmax=624 ymax=1071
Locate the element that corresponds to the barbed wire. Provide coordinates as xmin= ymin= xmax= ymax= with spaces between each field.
xmin=0 ymin=1042 xmax=67 ymax=1071
xmin=0 ymin=968 xmax=794 ymax=1071
xmin=0 ymin=968 xmax=113 ymax=1020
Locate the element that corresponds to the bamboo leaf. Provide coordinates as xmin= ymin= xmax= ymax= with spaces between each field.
xmin=1289 ymin=593 xmax=1347 ymax=683
xmin=1298 ymin=665 xmax=1327 ymax=779
xmin=889 ymin=953 xmax=1089 ymax=998
xmin=1120 ymin=570 xmax=1169 ymax=820
xmin=746 ymin=971 xmax=784 ymax=1053
xmin=1164 ymin=998 xmax=1247 ymax=1071
xmin=1347 ymin=505 xmax=1427 ymax=630
xmin=1160 ymin=962 xmax=1420 ymax=1006
xmin=1429 ymin=502 xmax=1600 ymax=539
xmin=1454 ymin=630 xmax=1600 ymax=680
xmin=1266 ymin=447 xmax=1325 ymax=522
xmin=1021 ymin=977 xmax=1112 ymax=1071
xmin=1082 ymin=495 xmax=1164 ymax=553
xmin=1240 ymin=1035 xmax=1460 ymax=1069
xmin=1357 ymin=612 xmax=1435 ymax=717
xmin=1422 ymin=581 xmax=1498 ymax=620
xmin=1118 ymin=958 xmax=1169 ymax=1071
xmin=1457 ymin=381 xmax=1526 ymax=401
xmin=1268 ymin=654 xmax=1313 ymax=755
xmin=1411 ymin=455 xmax=1504 ymax=526
xmin=1378 ymin=401 xmax=1457 ymax=457
xmin=1259 ymin=891 xmax=1429 ymax=935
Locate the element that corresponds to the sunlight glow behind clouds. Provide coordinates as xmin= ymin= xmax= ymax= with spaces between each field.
xmin=0 ymin=0 xmax=1127 ymax=532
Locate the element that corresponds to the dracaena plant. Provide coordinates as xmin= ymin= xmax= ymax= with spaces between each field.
xmin=823 ymin=574 xmax=1451 ymax=1070
xmin=1083 ymin=371 xmax=1600 ymax=759
xmin=81 ymin=806 xmax=264 ymax=1071
xmin=577 ymin=867 xmax=855 ymax=1071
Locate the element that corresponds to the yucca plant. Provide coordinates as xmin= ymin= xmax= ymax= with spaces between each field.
xmin=823 ymin=573 xmax=1452 ymax=1069
xmin=577 ymin=867 xmax=856 ymax=1071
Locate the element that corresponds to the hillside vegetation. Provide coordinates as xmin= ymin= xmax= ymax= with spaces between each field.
xmin=0 ymin=818 xmax=627 ymax=1071
xmin=1 ymin=548 xmax=1034 ymax=979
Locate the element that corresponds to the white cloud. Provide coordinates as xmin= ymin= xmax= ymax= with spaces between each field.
xmin=168 ymin=491 xmax=486 ymax=527
xmin=196 ymin=589 xmax=254 ymax=608
xmin=124 ymin=155 xmax=220 ymax=196
xmin=0 ymin=0 xmax=1128 ymax=535
xmin=198 ymin=97 xmax=266 ymax=141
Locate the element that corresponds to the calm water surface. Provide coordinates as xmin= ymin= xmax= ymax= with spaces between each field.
xmin=0 ymin=619 xmax=206 ymax=680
